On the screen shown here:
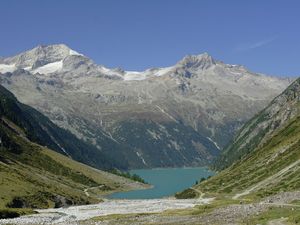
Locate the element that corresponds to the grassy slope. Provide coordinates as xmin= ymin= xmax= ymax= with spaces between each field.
xmin=194 ymin=115 xmax=300 ymax=199
xmin=214 ymin=78 xmax=300 ymax=171
xmin=0 ymin=120 xmax=145 ymax=212
xmin=244 ymin=205 xmax=300 ymax=225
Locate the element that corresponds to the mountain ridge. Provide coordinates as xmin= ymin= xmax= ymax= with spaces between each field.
xmin=1 ymin=44 xmax=293 ymax=81
xmin=0 ymin=44 xmax=293 ymax=168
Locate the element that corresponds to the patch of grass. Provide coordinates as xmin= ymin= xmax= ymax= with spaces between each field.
xmin=43 ymin=149 xmax=142 ymax=194
xmin=175 ymin=188 xmax=198 ymax=199
xmin=0 ymin=125 xmax=142 ymax=209
xmin=91 ymin=212 xmax=156 ymax=222
xmin=195 ymin=116 xmax=300 ymax=198
xmin=291 ymin=200 xmax=300 ymax=205
xmin=244 ymin=206 xmax=300 ymax=224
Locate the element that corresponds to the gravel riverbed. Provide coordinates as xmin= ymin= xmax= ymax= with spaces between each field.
xmin=0 ymin=198 xmax=213 ymax=225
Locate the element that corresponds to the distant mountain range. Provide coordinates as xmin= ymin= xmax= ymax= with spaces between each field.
xmin=0 ymin=44 xmax=292 ymax=168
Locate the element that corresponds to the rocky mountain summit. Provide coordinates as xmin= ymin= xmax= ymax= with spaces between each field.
xmin=0 ymin=44 xmax=292 ymax=168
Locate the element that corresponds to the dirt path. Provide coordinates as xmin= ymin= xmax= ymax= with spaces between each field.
xmin=83 ymin=185 xmax=104 ymax=197
xmin=267 ymin=218 xmax=288 ymax=225
xmin=263 ymin=203 xmax=300 ymax=208
xmin=233 ymin=159 xmax=300 ymax=199
xmin=190 ymin=187 xmax=204 ymax=199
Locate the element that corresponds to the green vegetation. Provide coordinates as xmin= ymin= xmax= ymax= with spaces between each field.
xmin=175 ymin=188 xmax=198 ymax=199
xmin=196 ymin=80 xmax=300 ymax=198
xmin=0 ymin=85 xmax=147 ymax=219
xmin=214 ymin=78 xmax=300 ymax=171
xmin=195 ymin=115 xmax=300 ymax=198
xmin=109 ymin=168 xmax=147 ymax=184
xmin=244 ymin=206 xmax=300 ymax=224
xmin=0 ymin=127 xmax=141 ymax=213
xmin=214 ymin=110 xmax=271 ymax=170
xmin=0 ymin=128 xmax=141 ymax=217
xmin=0 ymin=123 xmax=100 ymax=210
xmin=91 ymin=212 xmax=157 ymax=223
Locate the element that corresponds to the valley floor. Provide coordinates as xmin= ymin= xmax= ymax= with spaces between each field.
xmin=1 ymin=192 xmax=299 ymax=225
xmin=0 ymin=198 xmax=212 ymax=225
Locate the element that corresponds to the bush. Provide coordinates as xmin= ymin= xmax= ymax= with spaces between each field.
xmin=175 ymin=188 xmax=198 ymax=199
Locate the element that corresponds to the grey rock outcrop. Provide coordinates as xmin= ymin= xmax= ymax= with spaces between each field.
xmin=0 ymin=44 xmax=292 ymax=168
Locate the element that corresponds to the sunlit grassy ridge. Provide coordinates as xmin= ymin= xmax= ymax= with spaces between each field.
xmin=195 ymin=115 xmax=300 ymax=198
xmin=0 ymin=122 xmax=99 ymax=209
xmin=214 ymin=78 xmax=300 ymax=171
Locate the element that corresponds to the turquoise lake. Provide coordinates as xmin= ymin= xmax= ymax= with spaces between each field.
xmin=109 ymin=167 xmax=214 ymax=199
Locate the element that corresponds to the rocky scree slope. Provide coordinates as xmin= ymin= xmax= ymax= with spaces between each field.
xmin=0 ymin=44 xmax=292 ymax=168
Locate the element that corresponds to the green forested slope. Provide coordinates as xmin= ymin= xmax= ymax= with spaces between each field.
xmin=196 ymin=115 xmax=300 ymax=198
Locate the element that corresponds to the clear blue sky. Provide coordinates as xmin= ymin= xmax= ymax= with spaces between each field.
xmin=1 ymin=0 xmax=299 ymax=76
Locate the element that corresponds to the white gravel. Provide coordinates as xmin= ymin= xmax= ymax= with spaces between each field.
xmin=0 ymin=198 xmax=214 ymax=225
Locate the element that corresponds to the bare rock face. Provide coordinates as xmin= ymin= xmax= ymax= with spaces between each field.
xmin=0 ymin=44 xmax=293 ymax=168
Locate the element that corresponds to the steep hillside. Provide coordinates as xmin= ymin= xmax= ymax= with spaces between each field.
xmin=187 ymin=78 xmax=300 ymax=199
xmin=0 ymin=85 xmax=128 ymax=170
xmin=0 ymin=117 xmax=146 ymax=210
xmin=0 ymin=92 xmax=147 ymax=213
xmin=0 ymin=44 xmax=291 ymax=168
xmin=215 ymin=78 xmax=300 ymax=170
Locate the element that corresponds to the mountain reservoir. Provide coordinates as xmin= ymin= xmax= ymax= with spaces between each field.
xmin=109 ymin=167 xmax=214 ymax=199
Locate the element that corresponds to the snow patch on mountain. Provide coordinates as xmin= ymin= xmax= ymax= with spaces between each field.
xmin=122 ymin=66 xmax=173 ymax=81
xmin=32 ymin=60 xmax=63 ymax=74
xmin=207 ymin=137 xmax=221 ymax=150
xmin=154 ymin=67 xmax=173 ymax=77
xmin=136 ymin=152 xmax=147 ymax=165
xmin=0 ymin=64 xmax=16 ymax=73
xmin=124 ymin=71 xmax=147 ymax=81
xmin=69 ymin=49 xmax=83 ymax=56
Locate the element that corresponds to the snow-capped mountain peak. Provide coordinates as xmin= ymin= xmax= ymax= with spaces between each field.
xmin=0 ymin=44 xmax=85 ymax=75
xmin=0 ymin=44 xmax=293 ymax=169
